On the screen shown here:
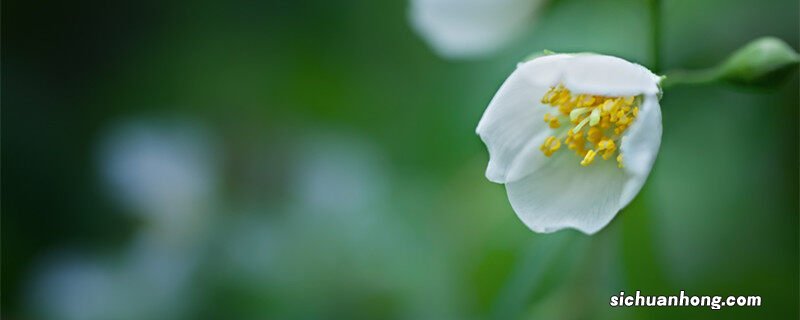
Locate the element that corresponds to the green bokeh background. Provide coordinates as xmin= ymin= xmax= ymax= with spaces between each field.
xmin=3 ymin=0 xmax=798 ymax=319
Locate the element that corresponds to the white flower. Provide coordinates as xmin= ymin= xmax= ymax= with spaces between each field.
xmin=409 ymin=0 xmax=545 ymax=59
xmin=28 ymin=242 xmax=195 ymax=320
xmin=98 ymin=118 xmax=218 ymax=232
xmin=290 ymin=133 xmax=388 ymax=215
xmin=476 ymin=53 xmax=663 ymax=234
xmin=28 ymin=253 xmax=118 ymax=320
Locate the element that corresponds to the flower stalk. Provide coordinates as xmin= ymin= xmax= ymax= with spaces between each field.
xmin=662 ymin=37 xmax=800 ymax=88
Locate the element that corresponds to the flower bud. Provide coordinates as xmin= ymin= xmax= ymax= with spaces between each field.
xmin=718 ymin=37 xmax=800 ymax=86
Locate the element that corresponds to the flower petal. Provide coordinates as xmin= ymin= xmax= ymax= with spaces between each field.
xmin=505 ymin=151 xmax=628 ymax=234
xmin=476 ymin=55 xmax=571 ymax=183
xmin=619 ymin=94 xmax=662 ymax=206
xmin=562 ymin=54 xmax=661 ymax=96
xmin=409 ymin=0 xmax=543 ymax=59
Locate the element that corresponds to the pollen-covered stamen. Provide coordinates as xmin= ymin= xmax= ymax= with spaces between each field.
xmin=539 ymin=135 xmax=561 ymax=157
xmin=538 ymin=85 xmax=640 ymax=168
xmin=542 ymin=113 xmax=561 ymax=129
xmin=580 ymin=150 xmax=597 ymax=166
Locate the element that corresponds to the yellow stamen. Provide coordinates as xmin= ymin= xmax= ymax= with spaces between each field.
xmin=586 ymin=127 xmax=603 ymax=144
xmin=550 ymin=139 xmax=561 ymax=152
xmin=544 ymin=113 xmax=561 ymax=129
xmin=569 ymin=107 xmax=591 ymax=122
xmin=539 ymin=135 xmax=561 ymax=157
xmin=537 ymin=84 xmax=640 ymax=167
xmin=599 ymin=139 xmax=616 ymax=160
xmin=589 ymin=107 xmax=601 ymax=126
xmin=580 ymin=150 xmax=597 ymax=166
xmin=573 ymin=117 xmax=590 ymax=133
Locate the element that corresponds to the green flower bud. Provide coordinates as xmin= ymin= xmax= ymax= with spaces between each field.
xmin=718 ymin=37 xmax=800 ymax=86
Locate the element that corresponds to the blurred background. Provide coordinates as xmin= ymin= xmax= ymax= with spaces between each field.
xmin=3 ymin=0 xmax=798 ymax=319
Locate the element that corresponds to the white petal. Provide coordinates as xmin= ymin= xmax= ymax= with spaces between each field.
xmin=409 ymin=0 xmax=543 ymax=59
xmin=505 ymin=151 xmax=628 ymax=234
xmin=562 ymin=54 xmax=661 ymax=96
xmin=619 ymin=94 xmax=662 ymax=206
xmin=476 ymin=54 xmax=571 ymax=183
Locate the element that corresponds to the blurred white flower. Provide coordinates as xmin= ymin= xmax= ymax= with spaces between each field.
xmin=289 ymin=133 xmax=388 ymax=216
xmin=98 ymin=118 xmax=218 ymax=231
xmin=28 ymin=253 xmax=118 ymax=320
xmin=28 ymin=240 xmax=196 ymax=320
xmin=409 ymin=0 xmax=545 ymax=59
xmin=285 ymin=132 xmax=393 ymax=256
xmin=476 ymin=53 xmax=662 ymax=234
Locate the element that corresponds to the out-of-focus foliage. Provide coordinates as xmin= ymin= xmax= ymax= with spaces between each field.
xmin=3 ymin=0 xmax=798 ymax=319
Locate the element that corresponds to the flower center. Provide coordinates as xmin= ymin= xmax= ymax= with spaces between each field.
xmin=538 ymin=84 xmax=640 ymax=168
